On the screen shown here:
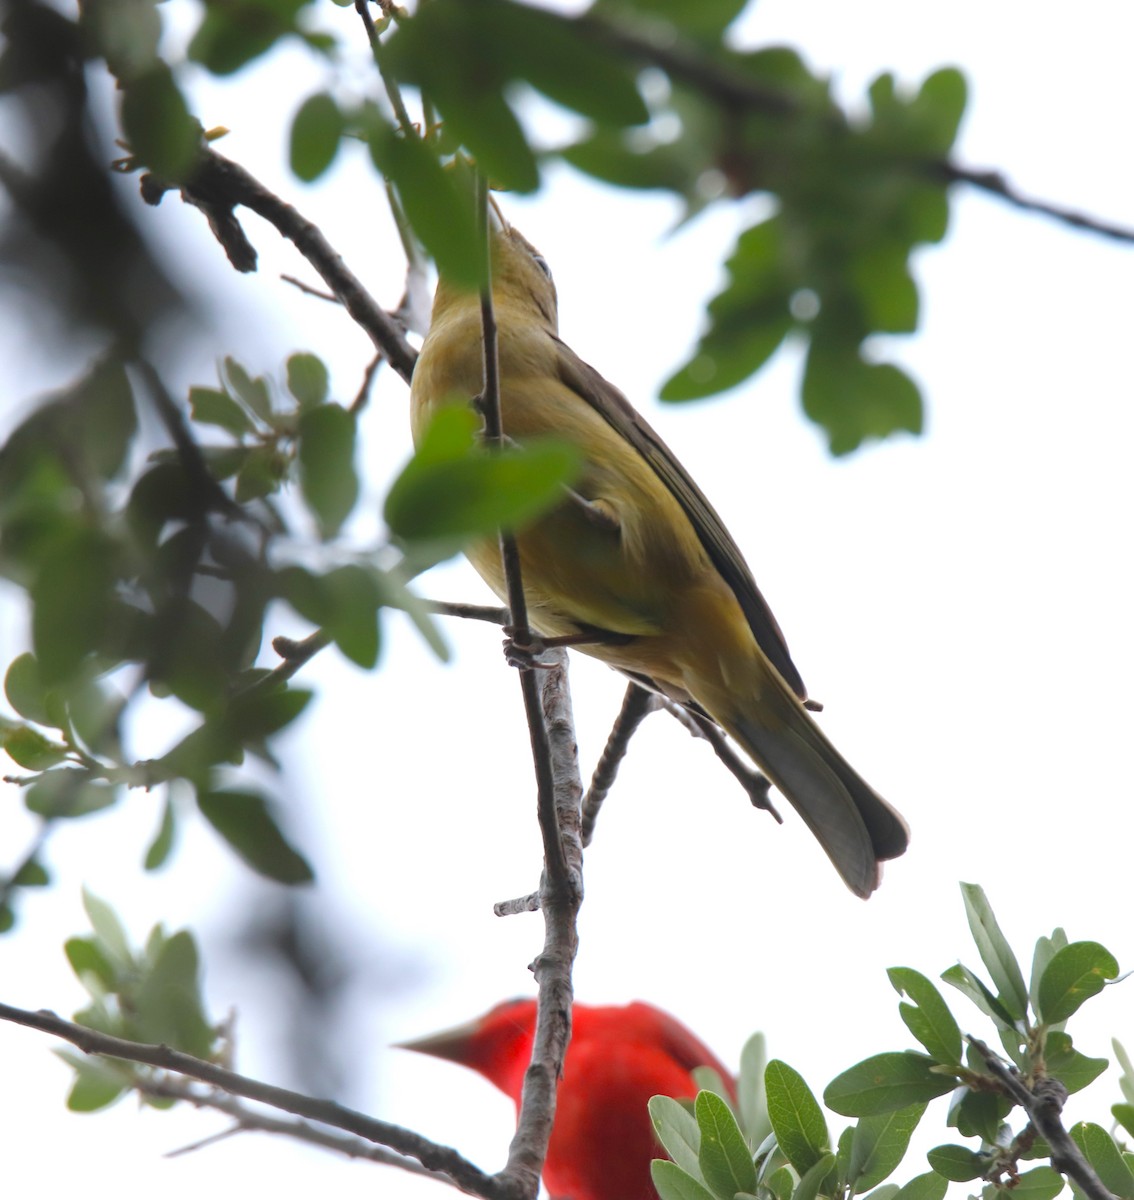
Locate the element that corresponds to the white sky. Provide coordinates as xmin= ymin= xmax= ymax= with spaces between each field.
xmin=2 ymin=1 xmax=1134 ymax=1197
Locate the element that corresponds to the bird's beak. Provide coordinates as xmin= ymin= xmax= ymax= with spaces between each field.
xmin=394 ymin=1017 xmax=481 ymax=1064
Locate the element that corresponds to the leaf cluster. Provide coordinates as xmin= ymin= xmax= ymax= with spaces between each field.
xmin=57 ymin=890 xmax=218 ymax=1112
xmin=82 ymin=0 xmax=970 ymax=452
xmin=649 ymin=885 xmax=1126 ymax=1200
xmin=0 ymin=354 xmax=573 ymax=928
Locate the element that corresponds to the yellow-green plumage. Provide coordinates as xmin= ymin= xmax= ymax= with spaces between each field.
xmin=410 ymin=219 xmax=909 ymax=897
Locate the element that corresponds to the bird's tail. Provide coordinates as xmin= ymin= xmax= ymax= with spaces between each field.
xmin=723 ymin=679 xmax=908 ymax=898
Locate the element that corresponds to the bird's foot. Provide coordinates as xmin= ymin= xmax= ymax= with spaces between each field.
xmin=502 ymin=628 xmax=557 ymax=670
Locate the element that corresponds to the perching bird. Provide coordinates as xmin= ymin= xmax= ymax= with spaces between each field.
xmin=401 ymin=998 xmax=735 ymax=1200
xmin=409 ymin=214 xmax=909 ymax=897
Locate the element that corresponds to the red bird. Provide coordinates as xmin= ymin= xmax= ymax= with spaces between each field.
xmin=401 ymin=998 xmax=735 ymax=1200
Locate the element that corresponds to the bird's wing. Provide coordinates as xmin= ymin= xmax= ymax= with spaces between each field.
xmin=553 ymin=339 xmax=808 ymax=701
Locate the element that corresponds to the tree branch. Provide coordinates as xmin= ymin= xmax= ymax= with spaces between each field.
xmin=937 ymin=163 xmax=1134 ymax=244
xmin=0 ymin=1002 xmax=500 ymax=1196
xmin=968 ymin=1036 xmax=1116 ymax=1200
xmin=581 ymin=683 xmax=659 ymax=847
xmin=577 ymin=13 xmax=1134 ymax=246
xmin=661 ymin=701 xmax=780 ymax=820
xmin=141 ymin=149 xmax=418 ymax=382
xmin=425 ymin=600 xmax=511 ymax=625
xmin=132 ymin=1074 xmax=447 ymax=1177
xmin=498 ymin=650 xmax=583 ymax=1200
xmin=471 ymin=175 xmax=582 ymax=1200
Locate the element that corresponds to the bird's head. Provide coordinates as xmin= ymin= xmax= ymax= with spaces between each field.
xmin=396 ymin=997 xmax=537 ymax=1102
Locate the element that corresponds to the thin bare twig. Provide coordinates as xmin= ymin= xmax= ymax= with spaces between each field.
xmin=577 ymin=13 xmax=1134 ymax=247
xmin=281 ymin=274 xmax=338 ymax=303
xmin=581 ymin=684 xmax=659 ymax=847
xmin=355 ymin=0 xmax=417 ymax=136
xmin=938 ymin=164 xmax=1134 ymax=244
xmin=498 ymin=651 xmax=583 ymax=1198
xmin=241 ymin=630 xmax=332 ymax=696
xmin=351 ymin=351 xmax=386 ymax=415
xmin=968 ymin=1036 xmax=1116 ymax=1200
xmin=471 ymin=174 xmax=582 ymax=1200
xmin=136 ymin=1075 xmax=447 ymax=1178
xmin=142 ymin=149 xmax=418 ymax=382
xmin=0 ymin=1002 xmax=499 ymax=1196
xmin=661 ymin=700 xmax=781 ymax=820
xmin=425 ymin=600 xmax=511 ymax=625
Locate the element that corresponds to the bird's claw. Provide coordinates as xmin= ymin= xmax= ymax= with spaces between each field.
xmin=503 ymin=627 xmax=556 ymax=670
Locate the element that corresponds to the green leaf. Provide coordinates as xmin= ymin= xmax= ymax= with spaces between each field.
xmin=1036 ymin=941 xmax=1119 ymax=1023
xmin=26 ymin=770 xmax=117 ymax=818
xmin=959 ymin=883 xmax=1029 ymax=1022
xmin=373 ymin=568 xmax=450 ymax=662
xmin=765 ymin=1059 xmax=828 ymax=1174
xmin=5 ymin=653 xmax=51 ymax=725
xmin=234 ymin=444 xmax=287 ymax=502
xmin=144 ymin=794 xmax=177 ymax=870
xmin=950 ymin=1087 xmax=1008 ymax=1142
xmin=590 ymin=0 xmax=746 ymax=41
xmin=67 ymin=677 xmax=125 ymax=760
xmin=891 ymin=1170 xmax=948 ymax=1200
xmin=133 ymin=930 xmax=215 ymax=1057
xmin=738 ymin=1032 xmax=769 ymax=1146
xmin=297 ymin=404 xmax=358 ymax=538
xmin=489 ymin=2 xmax=648 ymax=128
xmin=1113 ymin=1104 xmax=1134 ymax=1139
xmin=63 ymin=1057 xmax=128 ymax=1112
xmin=73 ymin=359 xmax=139 ymax=479
xmin=229 ymin=686 xmax=313 ymax=744
xmin=31 ymin=527 xmax=118 ymax=685
xmin=926 ymin=1144 xmax=984 ymax=1182
xmin=3 ymin=725 xmax=68 ymax=769
xmin=849 ymin=246 xmax=918 ymax=333
xmin=651 ymin=1160 xmax=718 ymax=1200
xmin=83 ymin=0 xmax=162 ymax=82
xmin=848 ymin=1104 xmax=927 ymax=1192
xmin=189 ymin=386 xmax=255 ymax=435
xmin=65 ymin=936 xmax=119 ymax=991
xmin=802 ymin=342 xmax=923 ymax=456
xmin=223 ymin=358 xmax=273 ymax=422
xmin=197 ymin=788 xmax=314 ymax=884
xmin=794 ymin=1153 xmax=838 ymax=1200
xmin=912 ymin=68 xmax=968 ymax=155
xmin=1044 ymin=1031 xmax=1108 ymax=1094
xmin=385 ymin=429 xmax=580 ymax=542
xmin=323 ymin=564 xmax=383 ymax=668
xmin=940 ymin=963 xmax=1018 ymax=1029
xmin=121 ymin=65 xmax=199 ymax=180
xmin=367 ymin=123 xmax=484 ymax=290
xmin=696 ymin=1089 xmax=757 ymax=1199
xmin=12 ymin=858 xmax=49 ymax=887
xmin=764 ymin=1168 xmax=794 ymax=1200
xmin=290 ymin=91 xmax=343 ymax=181
xmin=1070 ymin=1123 xmax=1134 ymax=1199
xmin=1029 ymin=929 xmax=1068 ymax=1010
xmin=285 ymin=353 xmax=329 ymax=410
xmin=661 ymin=219 xmax=793 ymax=401
xmin=188 ymin=0 xmax=309 ymax=74
xmin=650 ymin=1095 xmax=703 ymax=1179
xmin=1007 ymin=1166 xmax=1064 ymax=1200
xmin=82 ymin=889 xmax=133 ymax=968
xmin=1114 ymin=1039 xmax=1134 ymax=1105
xmin=824 ymin=1053 xmax=955 ymax=1117
xmin=384 ymin=3 xmax=539 ymax=192
xmin=888 ymin=968 xmax=962 ymax=1065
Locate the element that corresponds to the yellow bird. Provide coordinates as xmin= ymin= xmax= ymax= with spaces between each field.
xmin=409 ymin=216 xmax=909 ymax=897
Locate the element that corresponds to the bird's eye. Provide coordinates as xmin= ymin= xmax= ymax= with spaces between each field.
xmin=531 ymin=254 xmax=553 ymax=281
